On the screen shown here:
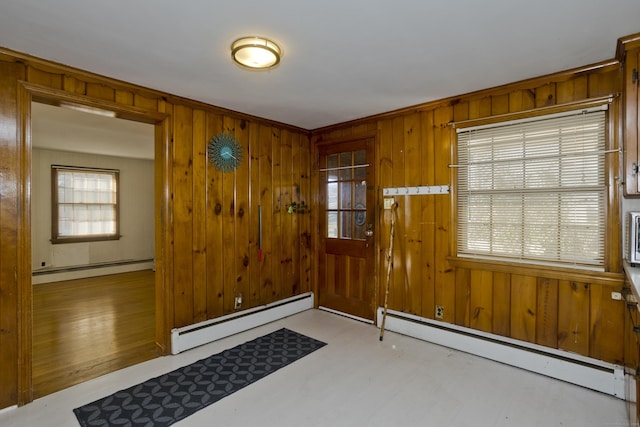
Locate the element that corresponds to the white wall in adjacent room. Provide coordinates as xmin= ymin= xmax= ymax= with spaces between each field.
xmin=31 ymin=148 xmax=155 ymax=271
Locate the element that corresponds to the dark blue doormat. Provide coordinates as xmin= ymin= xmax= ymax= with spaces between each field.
xmin=73 ymin=328 xmax=326 ymax=427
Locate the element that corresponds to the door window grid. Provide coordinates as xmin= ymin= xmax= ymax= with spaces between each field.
xmin=326 ymin=149 xmax=367 ymax=240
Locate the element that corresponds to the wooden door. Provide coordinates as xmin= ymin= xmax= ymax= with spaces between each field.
xmin=318 ymin=136 xmax=376 ymax=320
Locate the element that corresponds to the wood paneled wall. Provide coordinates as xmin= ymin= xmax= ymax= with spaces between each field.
xmin=313 ymin=61 xmax=626 ymax=365
xmin=0 ymin=50 xmax=311 ymax=409
xmin=0 ymin=44 xmax=630 ymax=410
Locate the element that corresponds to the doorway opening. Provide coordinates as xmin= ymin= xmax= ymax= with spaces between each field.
xmin=30 ymin=101 xmax=157 ymax=398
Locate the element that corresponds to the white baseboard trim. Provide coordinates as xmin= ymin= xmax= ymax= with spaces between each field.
xmin=171 ymin=292 xmax=314 ymax=355
xmin=0 ymin=405 xmax=17 ymax=416
xmin=378 ymin=307 xmax=627 ymax=399
xmin=32 ymin=260 xmax=154 ymax=284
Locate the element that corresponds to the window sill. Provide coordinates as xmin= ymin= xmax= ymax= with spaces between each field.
xmin=51 ymin=235 xmax=121 ymax=244
xmin=447 ymin=256 xmax=624 ymax=287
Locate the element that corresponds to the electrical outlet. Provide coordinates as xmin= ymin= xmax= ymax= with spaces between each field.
xmin=234 ymin=294 xmax=243 ymax=309
xmin=611 ymin=291 xmax=622 ymax=301
xmin=435 ymin=305 xmax=444 ymax=319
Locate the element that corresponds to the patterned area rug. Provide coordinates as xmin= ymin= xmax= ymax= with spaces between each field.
xmin=73 ymin=328 xmax=327 ymax=427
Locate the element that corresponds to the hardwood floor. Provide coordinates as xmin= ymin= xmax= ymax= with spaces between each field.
xmin=32 ymin=270 xmax=157 ymax=399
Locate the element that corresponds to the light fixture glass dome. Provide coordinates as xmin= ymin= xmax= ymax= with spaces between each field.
xmin=231 ymin=37 xmax=281 ymax=69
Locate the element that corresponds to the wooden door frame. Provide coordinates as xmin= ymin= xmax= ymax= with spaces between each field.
xmin=311 ymin=130 xmax=379 ymax=320
xmin=15 ymin=82 xmax=172 ymax=405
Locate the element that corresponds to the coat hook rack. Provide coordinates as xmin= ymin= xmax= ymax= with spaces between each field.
xmin=383 ymin=185 xmax=449 ymax=196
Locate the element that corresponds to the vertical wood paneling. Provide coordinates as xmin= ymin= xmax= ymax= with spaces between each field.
xmin=589 ymin=285 xmax=624 ymax=363
xmin=290 ymin=132 xmax=302 ymax=295
xmin=63 ymin=76 xmax=87 ymax=96
xmin=535 ymin=83 xmax=556 ymax=108
xmin=535 ymin=278 xmax=558 ymax=348
xmin=26 ymin=66 xmax=62 ymax=89
xmin=404 ymin=114 xmax=422 ymax=315
xmin=248 ymin=122 xmax=261 ymax=307
xmin=557 ymin=280 xmax=590 ymax=355
xmin=0 ymin=41 xmax=630 ymax=410
xmin=390 ymin=116 xmax=405 ymax=311
xmin=588 ymin=68 xmax=619 ymax=98
xmin=468 ymin=96 xmax=491 ymax=119
xmin=556 ymin=76 xmax=588 ymax=104
xmin=1 ymin=53 xmax=314 ymax=409
xmin=492 ymin=272 xmax=511 ymax=336
xmin=510 ymin=274 xmax=537 ymax=343
xmin=312 ymin=58 xmax=625 ymax=367
xmin=222 ymin=117 xmax=237 ymax=312
xmin=172 ymin=105 xmax=194 ymax=327
xmin=378 ymin=119 xmax=393 ymax=306
xmin=454 ymin=267 xmax=470 ymax=327
xmin=205 ymin=112 xmax=224 ymax=318
xmin=271 ymin=128 xmax=283 ymax=301
xmin=280 ymin=130 xmax=294 ymax=298
xmin=508 ymin=90 xmax=535 ymax=113
xmin=85 ymin=83 xmax=114 ymax=102
xmin=234 ymin=119 xmax=250 ymax=309
xmin=134 ymin=93 xmax=158 ymax=111
xmin=433 ymin=106 xmax=454 ymax=323
xmin=491 ymin=94 xmax=509 ymax=115
xmin=299 ymin=133 xmax=311 ymax=293
xmin=420 ymin=110 xmax=436 ymax=319
xmin=259 ymin=125 xmax=275 ymax=302
xmin=191 ymin=109 xmax=207 ymax=322
xmin=114 ymin=90 xmax=133 ymax=106
xmin=469 ymin=270 xmax=493 ymax=333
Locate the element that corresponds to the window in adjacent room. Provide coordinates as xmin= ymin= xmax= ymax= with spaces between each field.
xmin=455 ymin=105 xmax=608 ymax=269
xmin=51 ymin=165 xmax=120 ymax=244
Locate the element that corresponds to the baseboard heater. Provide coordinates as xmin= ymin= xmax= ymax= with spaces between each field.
xmin=171 ymin=292 xmax=314 ymax=355
xmin=32 ymin=259 xmax=154 ymax=275
xmin=32 ymin=259 xmax=154 ymax=285
xmin=378 ymin=307 xmax=628 ymax=399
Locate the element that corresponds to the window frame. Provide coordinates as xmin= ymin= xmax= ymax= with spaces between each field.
xmin=453 ymin=100 xmax=614 ymax=271
xmin=51 ymin=165 xmax=121 ymax=244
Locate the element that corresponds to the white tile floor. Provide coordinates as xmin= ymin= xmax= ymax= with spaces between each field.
xmin=0 ymin=309 xmax=631 ymax=426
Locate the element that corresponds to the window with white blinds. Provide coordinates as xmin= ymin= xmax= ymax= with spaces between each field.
xmin=52 ymin=166 xmax=120 ymax=243
xmin=456 ymin=106 xmax=607 ymax=269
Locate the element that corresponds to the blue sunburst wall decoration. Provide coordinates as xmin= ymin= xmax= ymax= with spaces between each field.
xmin=207 ymin=133 xmax=242 ymax=172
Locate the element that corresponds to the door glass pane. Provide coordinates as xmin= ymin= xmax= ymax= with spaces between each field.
xmin=327 ymin=154 xmax=338 ymax=182
xmin=340 ymin=211 xmax=352 ymax=239
xmin=340 ymin=182 xmax=352 ymax=209
xmin=354 ymin=210 xmax=366 ymax=240
xmin=340 ymin=152 xmax=352 ymax=180
xmin=327 ymin=182 xmax=338 ymax=209
xmin=355 ymin=180 xmax=366 ymax=208
xmin=324 ymin=147 xmax=368 ymax=241
xmin=327 ymin=212 xmax=338 ymax=238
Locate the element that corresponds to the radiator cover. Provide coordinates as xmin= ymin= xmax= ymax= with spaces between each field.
xmin=170 ymin=292 xmax=314 ymax=354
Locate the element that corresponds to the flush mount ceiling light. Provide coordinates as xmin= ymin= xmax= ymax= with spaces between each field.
xmin=231 ymin=36 xmax=281 ymax=69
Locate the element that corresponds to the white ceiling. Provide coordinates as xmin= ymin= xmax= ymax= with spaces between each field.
xmin=31 ymin=102 xmax=155 ymax=159
xmin=2 ymin=0 xmax=640 ymax=131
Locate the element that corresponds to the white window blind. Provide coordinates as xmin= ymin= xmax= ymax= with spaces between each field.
xmin=456 ymin=106 xmax=607 ymax=269
xmin=52 ymin=166 xmax=119 ymax=242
